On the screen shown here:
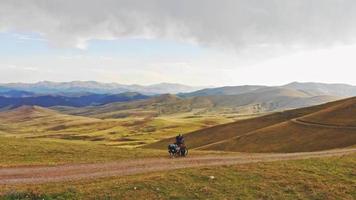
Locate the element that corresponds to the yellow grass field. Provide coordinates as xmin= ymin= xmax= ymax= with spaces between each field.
xmin=0 ymin=106 xmax=251 ymax=148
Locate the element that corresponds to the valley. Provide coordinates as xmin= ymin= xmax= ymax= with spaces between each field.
xmin=0 ymin=82 xmax=355 ymax=199
xmin=0 ymin=105 xmax=239 ymax=147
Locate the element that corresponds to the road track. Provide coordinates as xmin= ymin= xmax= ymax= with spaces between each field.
xmin=291 ymin=119 xmax=356 ymax=129
xmin=0 ymin=148 xmax=355 ymax=185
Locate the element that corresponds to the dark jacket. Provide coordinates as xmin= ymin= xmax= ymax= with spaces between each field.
xmin=175 ymin=135 xmax=184 ymax=145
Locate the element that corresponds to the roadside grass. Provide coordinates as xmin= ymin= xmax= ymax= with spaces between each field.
xmin=1 ymin=190 xmax=77 ymax=200
xmin=0 ymin=136 xmax=229 ymax=167
xmin=1 ymin=153 xmax=355 ymax=199
xmin=0 ymin=136 xmax=166 ymax=167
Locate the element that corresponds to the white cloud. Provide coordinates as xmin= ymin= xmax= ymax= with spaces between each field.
xmin=1 ymin=1 xmax=356 ymax=85
xmin=1 ymin=0 xmax=356 ymax=51
xmin=12 ymin=33 xmax=47 ymax=42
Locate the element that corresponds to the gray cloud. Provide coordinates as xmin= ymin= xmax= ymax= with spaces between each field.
xmin=1 ymin=0 xmax=356 ymax=49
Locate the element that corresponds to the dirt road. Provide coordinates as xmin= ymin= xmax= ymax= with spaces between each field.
xmin=291 ymin=119 xmax=356 ymax=129
xmin=0 ymin=148 xmax=355 ymax=185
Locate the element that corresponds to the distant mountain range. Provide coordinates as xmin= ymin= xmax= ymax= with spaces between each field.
xmin=282 ymin=82 xmax=356 ymax=97
xmin=1 ymin=81 xmax=356 ymax=97
xmin=0 ymin=92 xmax=149 ymax=110
xmin=0 ymin=89 xmax=35 ymax=98
xmin=55 ymin=88 xmax=340 ymax=119
xmin=180 ymin=82 xmax=356 ymax=97
xmin=179 ymin=85 xmax=265 ymax=97
xmin=0 ymin=81 xmax=205 ymax=95
xmin=0 ymin=81 xmax=355 ymax=111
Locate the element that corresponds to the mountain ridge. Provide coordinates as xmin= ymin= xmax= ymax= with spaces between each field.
xmin=0 ymin=81 xmax=205 ymax=95
xmin=55 ymin=87 xmax=340 ymax=119
xmin=180 ymin=82 xmax=356 ymax=97
xmin=0 ymin=92 xmax=150 ymax=109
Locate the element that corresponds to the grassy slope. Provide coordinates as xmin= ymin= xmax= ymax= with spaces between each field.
xmin=205 ymin=121 xmax=356 ymax=153
xmin=0 ymin=136 xmax=166 ymax=167
xmin=301 ymin=97 xmax=356 ymax=126
xmin=1 ymin=153 xmax=355 ymax=199
xmin=147 ymin=97 xmax=356 ymax=152
xmin=147 ymin=97 xmax=348 ymax=150
xmin=146 ymin=112 xmax=296 ymax=149
xmin=0 ymin=106 xmax=236 ymax=147
xmin=205 ymin=97 xmax=356 ymax=153
xmin=0 ymin=136 xmax=230 ymax=167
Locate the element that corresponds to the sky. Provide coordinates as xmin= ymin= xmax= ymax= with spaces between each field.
xmin=1 ymin=0 xmax=356 ymax=86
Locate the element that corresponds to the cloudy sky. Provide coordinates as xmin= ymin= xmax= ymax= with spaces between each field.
xmin=1 ymin=0 xmax=356 ymax=86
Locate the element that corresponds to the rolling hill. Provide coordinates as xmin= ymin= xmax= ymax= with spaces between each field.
xmin=300 ymin=97 xmax=356 ymax=126
xmin=283 ymin=82 xmax=356 ymax=97
xmin=197 ymin=87 xmax=339 ymax=112
xmin=0 ymin=105 xmax=110 ymax=138
xmin=180 ymin=81 xmax=356 ymax=98
xmin=179 ymin=85 xmax=265 ymax=97
xmin=147 ymin=97 xmax=356 ymax=153
xmin=1 ymin=81 xmax=351 ymax=113
xmin=53 ymin=94 xmax=214 ymax=119
xmin=0 ymin=104 xmax=234 ymax=147
xmin=55 ymin=88 xmax=340 ymax=119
